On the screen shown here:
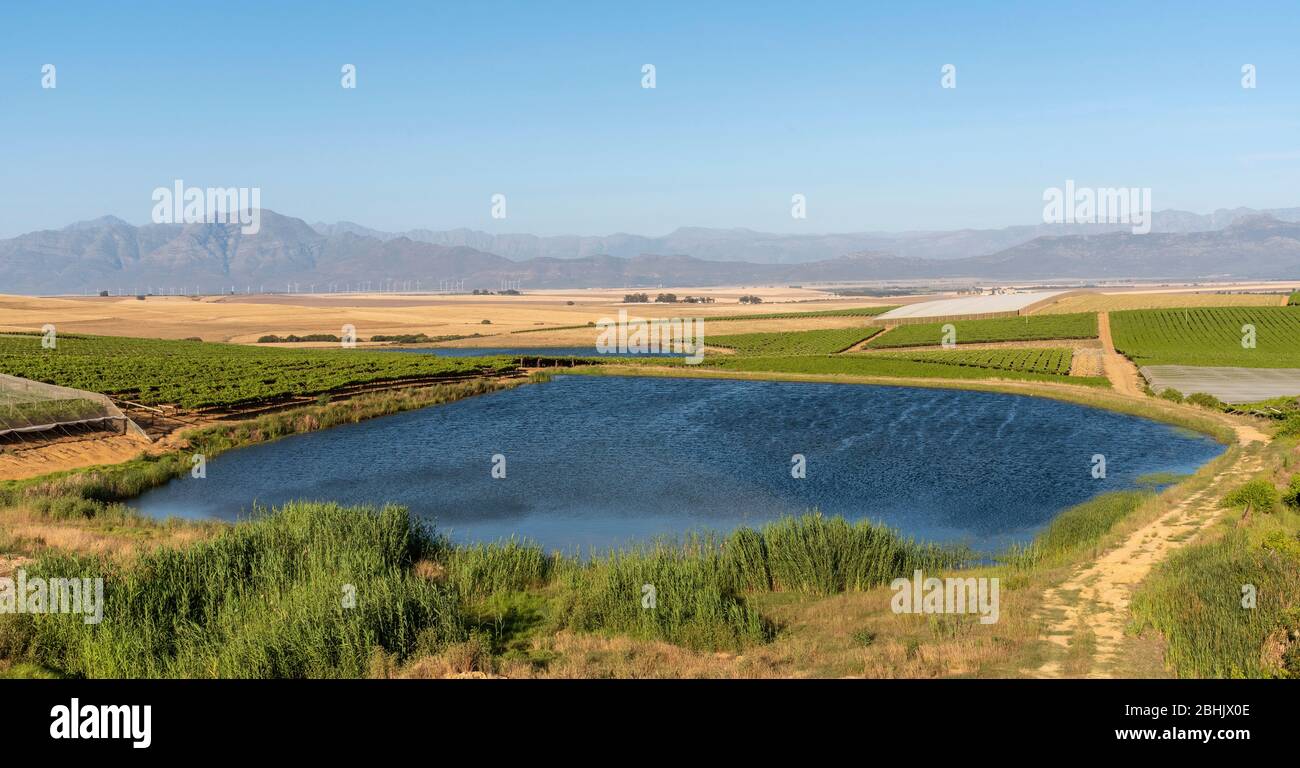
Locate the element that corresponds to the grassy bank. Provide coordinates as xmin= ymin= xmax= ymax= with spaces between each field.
xmin=1129 ymin=440 xmax=1300 ymax=678
xmin=0 ymin=504 xmax=970 ymax=677
xmin=1003 ymin=490 xmax=1156 ymax=570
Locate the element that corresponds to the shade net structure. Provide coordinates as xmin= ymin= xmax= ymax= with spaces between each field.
xmin=0 ymin=372 xmax=143 ymax=441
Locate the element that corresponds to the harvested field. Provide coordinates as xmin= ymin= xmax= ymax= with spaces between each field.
xmin=0 ymin=291 xmax=897 ymax=344
xmin=1037 ymin=292 xmax=1287 ymax=314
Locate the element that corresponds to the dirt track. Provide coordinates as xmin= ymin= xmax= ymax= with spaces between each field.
xmin=1030 ymin=447 xmax=1264 ymax=678
xmin=1098 ymin=311 xmax=1144 ymax=396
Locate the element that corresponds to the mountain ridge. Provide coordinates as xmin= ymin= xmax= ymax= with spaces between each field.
xmin=3 ymin=208 xmax=1300 ymax=294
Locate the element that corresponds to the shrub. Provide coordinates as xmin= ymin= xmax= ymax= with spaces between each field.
xmin=1281 ymin=476 xmax=1300 ymax=510
xmin=1276 ymin=416 xmax=1300 ymax=438
xmin=1221 ymin=478 xmax=1279 ymax=513
xmin=1159 ymin=388 xmax=1185 ymax=403
xmin=1185 ymin=392 xmax=1224 ymax=409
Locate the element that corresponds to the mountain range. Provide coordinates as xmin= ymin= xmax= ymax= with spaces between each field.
xmin=2 ymin=208 xmax=1300 ymax=295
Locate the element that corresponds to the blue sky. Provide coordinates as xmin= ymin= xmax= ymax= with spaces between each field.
xmin=1 ymin=1 xmax=1298 ymax=238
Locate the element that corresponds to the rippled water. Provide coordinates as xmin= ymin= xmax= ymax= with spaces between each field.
xmin=382 ymin=346 xmax=684 ymax=358
xmin=133 ymin=376 xmax=1223 ymax=553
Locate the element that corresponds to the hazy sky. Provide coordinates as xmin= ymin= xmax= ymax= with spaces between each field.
xmin=2 ymin=1 xmax=1299 ymax=238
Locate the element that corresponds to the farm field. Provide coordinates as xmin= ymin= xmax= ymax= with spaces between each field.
xmin=0 ymin=291 xmax=900 ymax=345
xmin=1038 ymin=292 xmax=1287 ymax=314
xmin=1110 ymin=307 xmax=1300 ymax=368
xmin=701 ymin=352 xmax=1108 ymax=386
xmin=865 ymin=313 xmax=1098 ymax=349
xmin=706 ymin=326 xmax=883 ymax=355
xmin=0 ymin=334 xmax=516 ymax=409
xmin=875 ymin=347 xmax=1075 ymax=376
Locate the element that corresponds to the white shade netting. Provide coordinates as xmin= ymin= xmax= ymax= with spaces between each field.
xmin=0 ymin=372 xmax=142 ymax=439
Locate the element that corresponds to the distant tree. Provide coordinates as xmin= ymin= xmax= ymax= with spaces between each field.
xmin=738 ymin=295 xmax=763 ymax=304
xmin=623 ymin=293 xmax=650 ymax=303
xmin=655 ymin=293 xmax=678 ymax=303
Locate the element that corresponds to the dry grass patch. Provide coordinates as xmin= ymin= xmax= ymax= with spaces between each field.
xmin=1039 ymin=292 xmax=1286 ymax=314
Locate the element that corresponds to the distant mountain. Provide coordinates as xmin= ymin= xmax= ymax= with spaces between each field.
xmin=959 ymin=214 xmax=1300 ymax=280
xmin=4 ymin=209 xmax=1300 ymax=295
xmin=314 ymin=207 xmax=1300 ymax=264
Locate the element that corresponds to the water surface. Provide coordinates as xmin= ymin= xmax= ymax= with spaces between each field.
xmin=134 ymin=376 xmax=1223 ymax=552
xmin=382 ymin=346 xmax=683 ymax=358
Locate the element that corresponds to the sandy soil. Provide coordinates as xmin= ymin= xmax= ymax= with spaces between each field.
xmin=1097 ymin=312 xmax=1143 ymax=396
xmin=0 ymin=416 xmax=218 ymax=482
xmin=0 ymin=434 xmax=151 ymax=481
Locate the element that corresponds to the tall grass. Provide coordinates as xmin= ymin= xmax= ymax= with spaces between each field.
xmin=450 ymin=514 xmax=970 ymax=651
xmin=1 ymin=503 xmax=975 ymax=674
xmin=1002 ymin=490 xmax=1153 ymax=569
xmin=559 ymin=537 xmax=772 ymax=651
xmin=724 ymin=513 xmax=968 ymax=594
xmin=446 ymin=539 xmax=559 ymax=602
xmin=1130 ymin=527 xmax=1300 ymax=678
xmin=4 ymin=502 xmax=465 ymax=678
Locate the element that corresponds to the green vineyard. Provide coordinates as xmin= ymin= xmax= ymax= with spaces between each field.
xmin=865 ymin=313 xmax=1097 ymax=349
xmin=1110 ymin=307 xmax=1300 ymax=367
xmin=875 ymin=347 xmax=1074 ymax=376
xmin=0 ymin=334 xmax=517 ymax=409
xmin=707 ymin=353 xmax=1105 ymax=385
xmin=707 ymin=326 xmax=883 ymax=355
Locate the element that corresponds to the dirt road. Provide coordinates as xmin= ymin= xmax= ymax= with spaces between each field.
xmin=1030 ymin=447 xmax=1264 ymax=678
xmin=1097 ymin=311 xmax=1144 ymax=396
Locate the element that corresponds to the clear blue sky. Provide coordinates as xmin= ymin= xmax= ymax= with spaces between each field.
xmin=2 ymin=1 xmax=1298 ymax=238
